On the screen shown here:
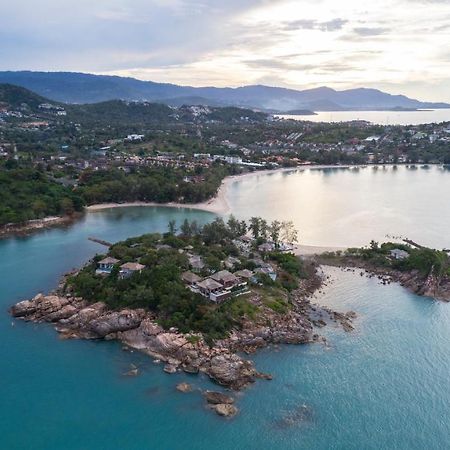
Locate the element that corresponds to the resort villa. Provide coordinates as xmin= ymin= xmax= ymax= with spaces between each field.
xmin=182 ymin=268 xmax=253 ymax=303
xmin=95 ymin=257 xmax=120 ymax=275
xmin=119 ymin=262 xmax=146 ymax=279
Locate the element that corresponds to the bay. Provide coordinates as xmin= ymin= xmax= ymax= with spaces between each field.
xmin=277 ymin=108 xmax=450 ymax=125
xmin=2 ymin=168 xmax=450 ymax=449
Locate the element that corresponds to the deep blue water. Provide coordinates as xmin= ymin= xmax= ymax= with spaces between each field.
xmin=2 ymin=198 xmax=450 ymax=448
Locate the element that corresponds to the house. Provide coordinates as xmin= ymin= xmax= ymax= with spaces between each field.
xmin=197 ymin=277 xmax=232 ymax=303
xmin=197 ymin=278 xmax=224 ymax=299
xmin=234 ymin=269 xmax=254 ymax=281
xmin=232 ymin=236 xmax=253 ymax=254
xmin=181 ymin=271 xmax=202 ymax=288
xmin=210 ymin=270 xmax=239 ymax=288
xmin=119 ymin=262 xmax=146 ymax=279
xmin=189 ymin=255 xmax=205 ymax=272
xmin=156 ymin=244 xmax=172 ymax=251
xmin=390 ymin=249 xmax=409 ymax=260
xmin=224 ymin=256 xmax=241 ymax=270
xmin=96 ymin=257 xmax=120 ymax=275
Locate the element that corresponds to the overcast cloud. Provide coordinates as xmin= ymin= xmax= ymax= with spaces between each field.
xmin=1 ymin=0 xmax=449 ymax=101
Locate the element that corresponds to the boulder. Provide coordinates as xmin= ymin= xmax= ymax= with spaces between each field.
xmin=176 ymin=382 xmax=193 ymax=393
xmin=163 ymin=364 xmax=177 ymax=374
xmin=88 ymin=309 xmax=145 ymax=337
xmin=204 ymin=391 xmax=234 ymax=405
xmin=208 ymin=354 xmax=257 ymax=389
xmin=211 ymin=404 xmax=238 ymax=417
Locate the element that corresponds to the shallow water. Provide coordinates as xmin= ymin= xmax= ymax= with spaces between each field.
xmin=2 ymin=172 xmax=450 ymax=449
xmin=226 ymin=165 xmax=450 ymax=248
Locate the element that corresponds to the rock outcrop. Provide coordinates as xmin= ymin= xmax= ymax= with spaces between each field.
xmin=10 ymin=294 xmax=262 ymax=390
xmin=211 ymin=403 xmax=238 ymax=417
xmin=9 ymin=268 xmax=352 ymax=393
xmin=204 ymin=391 xmax=235 ymax=405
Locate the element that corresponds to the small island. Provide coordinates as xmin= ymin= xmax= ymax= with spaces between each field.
xmin=10 ymin=216 xmax=355 ymax=416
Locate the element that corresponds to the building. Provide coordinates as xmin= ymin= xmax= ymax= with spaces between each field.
xmin=255 ymin=266 xmax=277 ymax=281
xmin=197 ymin=278 xmax=225 ymax=300
xmin=126 ymin=134 xmax=145 ymax=141
xmin=119 ymin=262 xmax=146 ymax=279
xmin=96 ymin=257 xmax=120 ymax=275
xmin=390 ymin=249 xmax=409 ymax=260
xmin=224 ymin=256 xmax=241 ymax=270
xmin=189 ymin=255 xmax=205 ymax=272
xmin=234 ymin=269 xmax=254 ymax=281
xmin=181 ymin=271 xmax=202 ymax=288
xmin=210 ymin=270 xmax=239 ymax=288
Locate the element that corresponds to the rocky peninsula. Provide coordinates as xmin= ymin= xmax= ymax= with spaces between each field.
xmin=10 ymin=217 xmax=355 ymax=416
xmin=316 ymin=241 xmax=450 ymax=302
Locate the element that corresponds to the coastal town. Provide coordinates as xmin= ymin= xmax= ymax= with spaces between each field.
xmin=1 ymin=83 xmax=450 ymax=232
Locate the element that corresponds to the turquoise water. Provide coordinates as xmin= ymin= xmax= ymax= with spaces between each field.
xmin=2 ymin=171 xmax=450 ymax=449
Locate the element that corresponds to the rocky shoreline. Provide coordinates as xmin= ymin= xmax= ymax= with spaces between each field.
xmin=10 ymin=265 xmax=355 ymax=407
xmin=316 ymin=257 xmax=450 ymax=302
xmin=0 ymin=214 xmax=79 ymax=239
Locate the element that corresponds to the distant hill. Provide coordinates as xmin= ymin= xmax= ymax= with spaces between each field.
xmin=0 ymin=83 xmax=56 ymax=111
xmin=0 ymin=83 xmax=267 ymax=125
xmin=0 ymin=71 xmax=448 ymax=112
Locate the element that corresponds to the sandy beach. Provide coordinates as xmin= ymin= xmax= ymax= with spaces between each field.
xmin=85 ymin=165 xmax=358 ymax=255
xmin=86 ymin=165 xmax=360 ymax=216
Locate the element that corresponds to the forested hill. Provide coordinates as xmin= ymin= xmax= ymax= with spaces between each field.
xmin=1 ymin=71 xmax=449 ymax=111
xmin=0 ymin=83 xmax=267 ymax=126
xmin=0 ymin=84 xmax=58 ymax=111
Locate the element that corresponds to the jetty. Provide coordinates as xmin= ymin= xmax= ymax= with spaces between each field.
xmin=88 ymin=237 xmax=113 ymax=247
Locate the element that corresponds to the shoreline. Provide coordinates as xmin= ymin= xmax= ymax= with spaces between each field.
xmin=2 ymin=163 xmax=442 ymax=241
xmin=84 ymin=164 xmax=370 ymax=216
xmin=0 ymin=215 xmax=79 ymax=239
xmin=10 ymin=260 xmax=355 ymax=401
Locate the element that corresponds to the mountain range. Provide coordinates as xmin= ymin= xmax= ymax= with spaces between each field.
xmin=0 ymin=71 xmax=448 ymax=112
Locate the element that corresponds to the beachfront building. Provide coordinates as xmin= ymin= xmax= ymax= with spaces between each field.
xmin=96 ymin=257 xmax=120 ymax=275
xmin=255 ymin=266 xmax=277 ymax=281
xmin=119 ymin=262 xmax=146 ymax=279
xmin=224 ymin=256 xmax=241 ymax=270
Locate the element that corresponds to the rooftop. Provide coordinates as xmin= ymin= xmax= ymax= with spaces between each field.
xmin=98 ymin=257 xmax=120 ymax=265
xmin=120 ymin=262 xmax=146 ymax=271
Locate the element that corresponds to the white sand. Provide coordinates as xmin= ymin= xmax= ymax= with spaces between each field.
xmin=86 ymin=165 xmax=359 ymax=215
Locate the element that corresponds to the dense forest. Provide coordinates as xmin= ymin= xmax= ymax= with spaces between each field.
xmin=76 ymin=164 xmax=235 ymax=205
xmin=0 ymin=162 xmax=84 ymax=226
xmin=0 ymin=162 xmax=236 ymax=226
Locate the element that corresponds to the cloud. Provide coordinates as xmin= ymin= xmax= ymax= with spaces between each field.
xmin=353 ymin=27 xmax=390 ymax=36
xmin=0 ymin=0 xmax=450 ymax=101
xmin=283 ymin=18 xmax=348 ymax=32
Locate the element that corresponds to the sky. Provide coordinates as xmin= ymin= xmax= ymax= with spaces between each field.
xmin=1 ymin=0 xmax=450 ymax=101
